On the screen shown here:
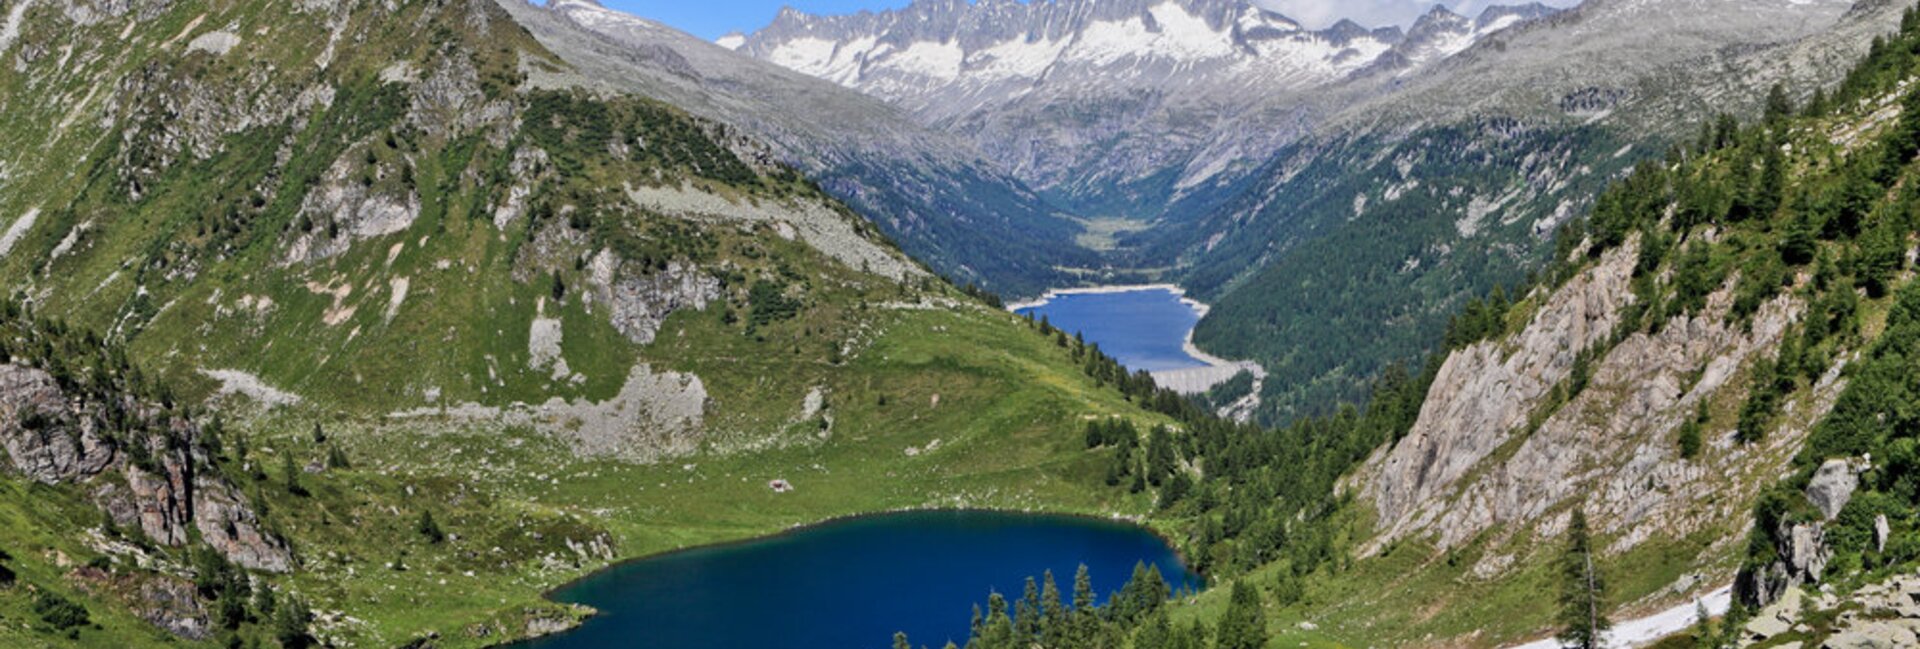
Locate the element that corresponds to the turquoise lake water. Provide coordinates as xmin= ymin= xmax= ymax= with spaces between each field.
xmin=1014 ymin=287 xmax=1208 ymax=372
xmin=510 ymin=511 xmax=1199 ymax=649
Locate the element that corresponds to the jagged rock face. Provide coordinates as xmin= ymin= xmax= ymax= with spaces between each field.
xmin=1742 ymin=519 xmax=1834 ymax=609
xmin=283 ymin=149 xmax=421 ymax=265
xmin=584 ymin=251 xmax=721 ymax=345
xmin=0 ymin=365 xmax=117 ymax=483
xmin=0 ymin=364 xmax=292 ymax=572
xmin=736 ymin=0 xmax=1558 ymax=209
xmin=1362 ymin=238 xmax=1640 ymax=539
xmin=134 ymin=575 xmax=211 ymax=641
xmin=192 ymin=479 xmax=292 ymax=572
xmin=1358 ymin=236 xmax=1836 ymax=574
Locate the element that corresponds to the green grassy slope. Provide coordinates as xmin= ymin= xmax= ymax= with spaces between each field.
xmin=0 ymin=0 xmax=1183 ymax=645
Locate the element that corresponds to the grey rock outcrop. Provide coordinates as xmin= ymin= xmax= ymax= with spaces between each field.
xmin=1741 ymin=458 xmax=1867 ymax=607
xmin=1747 ymin=571 xmax=1920 ymax=648
xmin=584 ymin=251 xmax=721 ymax=345
xmin=1361 ymin=238 xmax=1639 ymax=546
xmin=1807 ymin=458 xmax=1861 ymax=521
xmin=1742 ymin=520 xmax=1835 ymax=609
xmin=1357 ymin=232 xmax=1833 ymax=577
xmin=0 ymin=365 xmax=117 ymax=482
xmin=1876 ymin=514 xmax=1891 ymax=554
xmin=0 ymin=364 xmax=292 ymax=572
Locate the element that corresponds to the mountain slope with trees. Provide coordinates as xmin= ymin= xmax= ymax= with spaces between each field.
xmin=919 ymin=6 xmax=1920 ymax=646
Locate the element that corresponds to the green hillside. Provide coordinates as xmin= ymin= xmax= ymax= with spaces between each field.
xmin=0 ymin=0 xmax=1185 ymax=645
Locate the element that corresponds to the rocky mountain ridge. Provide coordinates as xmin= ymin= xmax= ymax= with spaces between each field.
xmin=493 ymin=0 xmax=1095 ymax=296
xmin=735 ymin=0 xmax=1560 ymax=216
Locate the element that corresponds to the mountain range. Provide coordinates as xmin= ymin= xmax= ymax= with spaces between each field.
xmin=735 ymin=0 xmax=1897 ymax=422
xmin=1 ymin=0 xmax=1919 ymax=647
xmin=734 ymin=0 xmax=1562 ymax=217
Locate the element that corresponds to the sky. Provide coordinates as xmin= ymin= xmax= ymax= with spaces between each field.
xmin=601 ymin=0 xmax=1584 ymax=42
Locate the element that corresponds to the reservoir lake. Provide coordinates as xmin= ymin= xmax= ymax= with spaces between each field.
xmin=1013 ymin=286 xmax=1209 ymax=372
xmin=511 ymin=511 xmax=1200 ymax=649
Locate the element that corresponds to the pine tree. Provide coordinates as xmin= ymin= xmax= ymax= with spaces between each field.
xmin=893 ymin=631 xmax=912 ymax=649
xmin=1764 ymin=83 xmax=1794 ymax=125
xmin=1040 ymin=570 xmax=1067 ymax=647
xmin=281 ymin=450 xmax=305 ymax=496
xmin=1557 ymin=509 xmax=1610 ymax=649
xmin=325 ymin=445 xmax=351 ymax=470
xmin=1678 ymin=419 xmax=1704 ymax=460
xmin=1214 ymin=580 xmax=1267 ymax=649
xmin=1779 ymin=213 xmax=1818 ymax=265
xmin=967 ymin=604 xmax=984 ymax=649
xmin=1691 ymin=601 xmax=1716 ymax=648
xmin=417 ymin=510 xmax=445 ymax=544
xmin=1071 ymin=564 xmax=1098 ymax=644
xmin=274 ymin=595 xmax=313 ymax=649
xmin=981 ymin=592 xmax=1014 ymax=649
xmin=1134 ymin=608 xmax=1174 ymax=649
xmin=1014 ymin=576 xmax=1040 ymax=640
xmin=252 ymin=583 xmax=277 ymax=621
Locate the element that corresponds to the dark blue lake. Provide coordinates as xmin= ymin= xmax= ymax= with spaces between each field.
xmin=1015 ymin=287 xmax=1209 ymax=372
xmin=512 ymin=511 xmax=1200 ymax=649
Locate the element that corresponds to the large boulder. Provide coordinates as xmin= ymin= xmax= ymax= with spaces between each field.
xmin=1740 ymin=521 xmax=1833 ymax=608
xmin=1806 ymin=458 xmax=1860 ymax=521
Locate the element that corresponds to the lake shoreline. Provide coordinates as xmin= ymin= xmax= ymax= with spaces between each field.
xmin=1004 ymin=283 xmax=1209 ymax=317
xmin=1010 ymin=285 xmax=1263 ymax=395
xmin=508 ymin=505 xmax=1199 ymax=648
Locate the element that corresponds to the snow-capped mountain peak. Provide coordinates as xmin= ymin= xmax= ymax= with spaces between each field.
xmin=730 ymin=0 xmax=1561 ymax=214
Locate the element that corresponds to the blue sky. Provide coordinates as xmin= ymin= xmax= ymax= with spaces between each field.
xmin=604 ymin=0 xmax=1584 ymax=42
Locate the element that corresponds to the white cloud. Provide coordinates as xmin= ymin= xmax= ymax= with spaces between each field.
xmin=1254 ymin=0 xmax=1584 ymax=30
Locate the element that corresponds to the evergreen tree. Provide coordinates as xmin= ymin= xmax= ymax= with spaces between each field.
xmin=281 ymin=450 xmax=305 ymax=496
xmin=1214 ymin=581 xmax=1267 ymax=649
xmin=1135 ymin=609 xmax=1175 ymax=649
xmin=1764 ymin=83 xmax=1794 ymax=125
xmin=1014 ymin=576 xmax=1041 ymax=640
xmin=1779 ymin=213 xmax=1818 ymax=265
xmin=325 ymin=445 xmax=351 ymax=470
xmin=274 ymin=595 xmax=314 ymax=649
xmin=1040 ymin=570 xmax=1067 ymax=646
xmin=1691 ymin=601 xmax=1716 ymax=649
xmin=967 ymin=604 xmax=984 ymax=649
xmin=893 ymin=631 xmax=912 ymax=649
xmin=215 ymin=587 xmax=247 ymax=629
xmin=1557 ymin=510 xmax=1610 ymax=649
xmin=1678 ymin=419 xmax=1704 ymax=460
xmin=417 ymin=510 xmax=445 ymax=544
xmin=1071 ymin=564 xmax=1098 ymax=644
xmin=252 ymin=583 xmax=278 ymax=622
xmin=1272 ymin=569 xmax=1304 ymax=607
xmin=980 ymin=592 xmax=1014 ymax=649
xmin=1145 ymin=426 xmax=1177 ymax=486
